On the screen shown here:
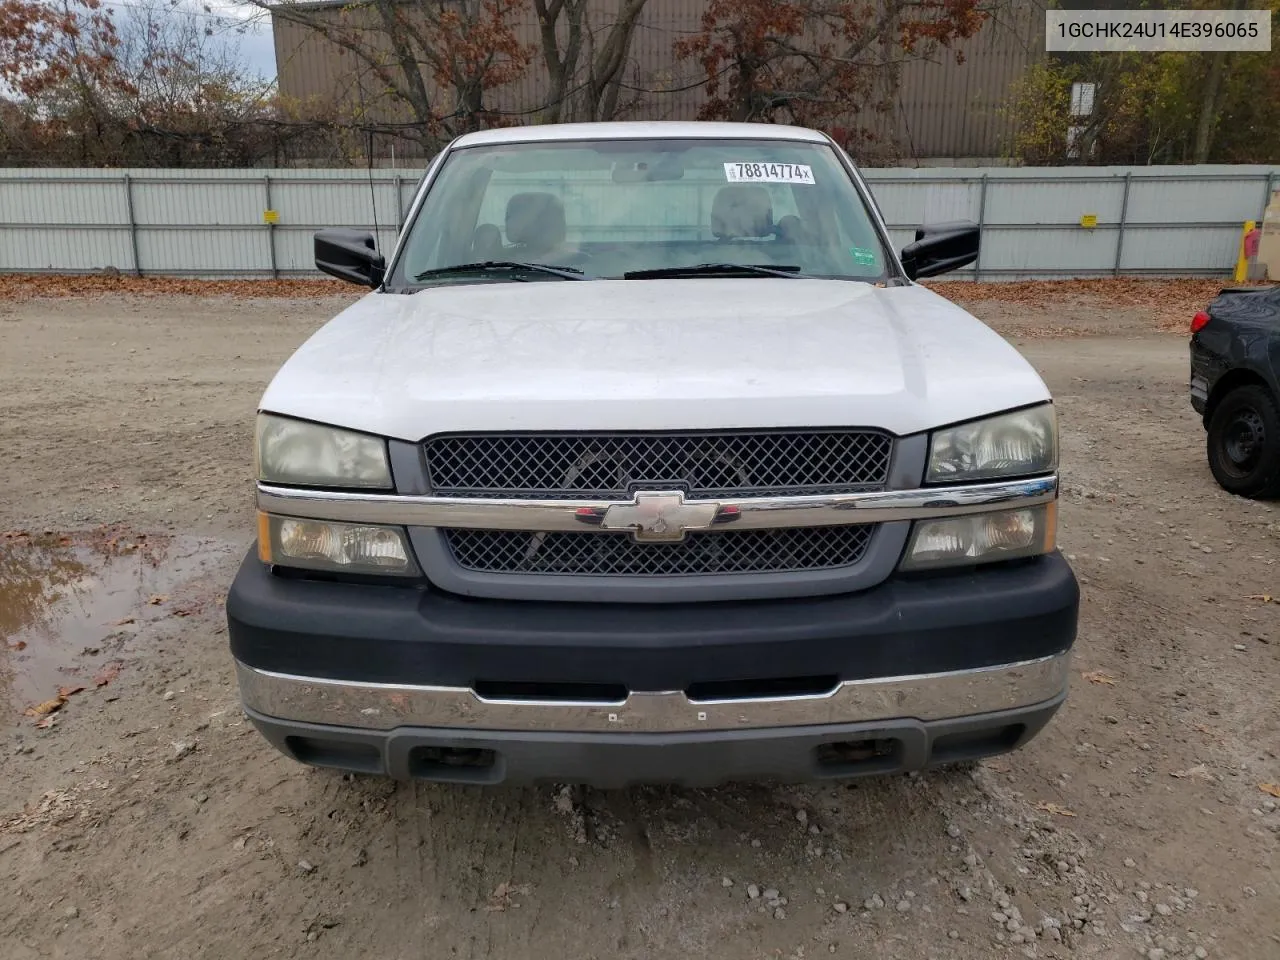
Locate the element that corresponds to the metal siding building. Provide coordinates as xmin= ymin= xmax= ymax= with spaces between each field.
xmin=271 ymin=0 xmax=1045 ymax=161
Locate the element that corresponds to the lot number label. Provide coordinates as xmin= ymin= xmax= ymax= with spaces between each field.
xmin=724 ymin=162 xmax=815 ymax=185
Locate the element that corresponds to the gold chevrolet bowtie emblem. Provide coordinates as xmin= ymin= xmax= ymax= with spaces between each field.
xmin=599 ymin=491 xmax=720 ymax=542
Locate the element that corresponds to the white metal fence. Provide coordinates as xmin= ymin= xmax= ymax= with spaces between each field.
xmin=1 ymin=164 xmax=1275 ymax=280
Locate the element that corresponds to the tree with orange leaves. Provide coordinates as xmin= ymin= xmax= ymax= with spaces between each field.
xmin=674 ymin=0 xmax=988 ymax=155
xmin=0 ymin=0 xmax=123 ymax=98
xmin=1 ymin=0 xmax=287 ymax=166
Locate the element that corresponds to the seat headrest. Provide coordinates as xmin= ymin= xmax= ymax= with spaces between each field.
xmin=505 ymin=192 xmax=566 ymax=248
xmin=711 ymin=186 xmax=774 ymax=239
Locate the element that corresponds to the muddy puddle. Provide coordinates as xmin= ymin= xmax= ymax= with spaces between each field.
xmin=0 ymin=530 xmax=238 ymax=722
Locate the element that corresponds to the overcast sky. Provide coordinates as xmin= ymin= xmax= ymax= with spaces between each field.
xmin=106 ymin=0 xmax=278 ymax=80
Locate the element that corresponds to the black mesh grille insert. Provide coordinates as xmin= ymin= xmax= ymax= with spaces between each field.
xmin=424 ymin=430 xmax=892 ymax=499
xmin=443 ymin=526 xmax=875 ymax=576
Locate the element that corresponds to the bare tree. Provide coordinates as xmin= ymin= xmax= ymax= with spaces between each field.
xmin=533 ymin=0 xmax=651 ymax=123
xmin=258 ymin=0 xmax=534 ymax=151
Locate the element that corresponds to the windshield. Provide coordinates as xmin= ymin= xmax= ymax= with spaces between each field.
xmin=389 ymin=138 xmax=893 ymax=288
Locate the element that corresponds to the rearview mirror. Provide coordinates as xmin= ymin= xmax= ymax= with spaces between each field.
xmin=611 ymin=158 xmax=686 ymax=182
xmin=315 ymin=229 xmax=385 ymax=288
xmin=899 ymin=221 xmax=980 ymax=281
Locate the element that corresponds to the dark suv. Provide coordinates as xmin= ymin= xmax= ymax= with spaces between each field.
xmin=1190 ymin=284 xmax=1280 ymax=499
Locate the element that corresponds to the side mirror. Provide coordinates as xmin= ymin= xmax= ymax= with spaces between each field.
xmin=899 ymin=220 xmax=980 ymax=281
xmin=315 ymin=229 xmax=385 ymax=288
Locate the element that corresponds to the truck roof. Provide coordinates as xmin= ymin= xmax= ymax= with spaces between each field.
xmin=451 ymin=121 xmax=830 ymax=148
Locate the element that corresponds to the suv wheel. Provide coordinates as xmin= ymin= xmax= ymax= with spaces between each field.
xmin=1207 ymin=385 xmax=1280 ymax=499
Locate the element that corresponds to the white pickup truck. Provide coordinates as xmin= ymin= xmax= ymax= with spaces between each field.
xmin=227 ymin=121 xmax=1077 ymax=787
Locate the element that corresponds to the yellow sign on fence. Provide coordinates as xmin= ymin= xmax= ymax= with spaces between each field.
xmin=1079 ymin=214 xmax=1098 ymax=229
xmin=263 ymin=209 xmax=280 ymax=224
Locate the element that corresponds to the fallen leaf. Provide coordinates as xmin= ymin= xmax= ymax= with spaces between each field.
xmin=23 ymin=683 xmax=87 ymax=720
xmin=1171 ymin=764 xmax=1214 ymax=782
xmin=147 ymin=595 xmax=167 ymax=605
xmin=35 ymin=715 xmax=58 ymax=729
xmin=113 ymin=616 xmax=134 ymax=626
xmin=7 ymin=640 xmax=26 ymax=651
xmin=1261 ymin=784 xmax=1280 ymax=799
xmin=1035 ymin=801 xmax=1076 ymax=817
xmin=1244 ymin=594 xmax=1275 ymax=603
xmin=1082 ymin=670 xmax=1118 ymax=685
xmin=93 ymin=662 xmax=123 ymax=687
xmin=25 ymin=697 xmax=67 ymax=717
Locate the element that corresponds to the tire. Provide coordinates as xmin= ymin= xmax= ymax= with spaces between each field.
xmin=1206 ymin=384 xmax=1280 ymax=499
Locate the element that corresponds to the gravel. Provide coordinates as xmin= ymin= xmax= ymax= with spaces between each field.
xmin=896 ymin=900 xmax=911 ymax=913
xmin=833 ymin=902 xmax=848 ymax=914
xmin=746 ymin=884 xmax=760 ymax=900
xmin=3 ymin=291 xmax=1272 ymax=960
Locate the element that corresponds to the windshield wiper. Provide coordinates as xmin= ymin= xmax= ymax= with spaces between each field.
xmin=414 ymin=261 xmax=587 ymax=282
xmin=623 ymin=263 xmax=806 ymax=280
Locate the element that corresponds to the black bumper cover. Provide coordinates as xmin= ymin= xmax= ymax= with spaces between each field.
xmin=227 ymin=549 xmax=1079 ymax=691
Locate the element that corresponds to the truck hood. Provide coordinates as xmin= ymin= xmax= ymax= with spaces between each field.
xmin=260 ymin=278 xmax=1050 ymax=439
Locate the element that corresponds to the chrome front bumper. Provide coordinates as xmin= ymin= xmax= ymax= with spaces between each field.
xmin=235 ymin=651 xmax=1072 ymax=735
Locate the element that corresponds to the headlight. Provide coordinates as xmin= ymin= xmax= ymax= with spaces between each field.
xmin=257 ymin=513 xmax=418 ymax=576
xmin=927 ymin=405 xmax=1057 ymax=483
xmin=900 ymin=503 xmax=1056 ymax=571
xmin=257 ymin=414 xmax=391 ymax=488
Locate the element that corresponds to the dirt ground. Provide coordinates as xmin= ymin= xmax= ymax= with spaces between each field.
xmin=1 ymin=282 xmax=1277 ymax=960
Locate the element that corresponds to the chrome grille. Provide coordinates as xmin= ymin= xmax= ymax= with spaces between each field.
xmin=443 ymin=526 xmax=874 ymax=576
xmin=423 ymin=430 xmax=893 ymax=499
